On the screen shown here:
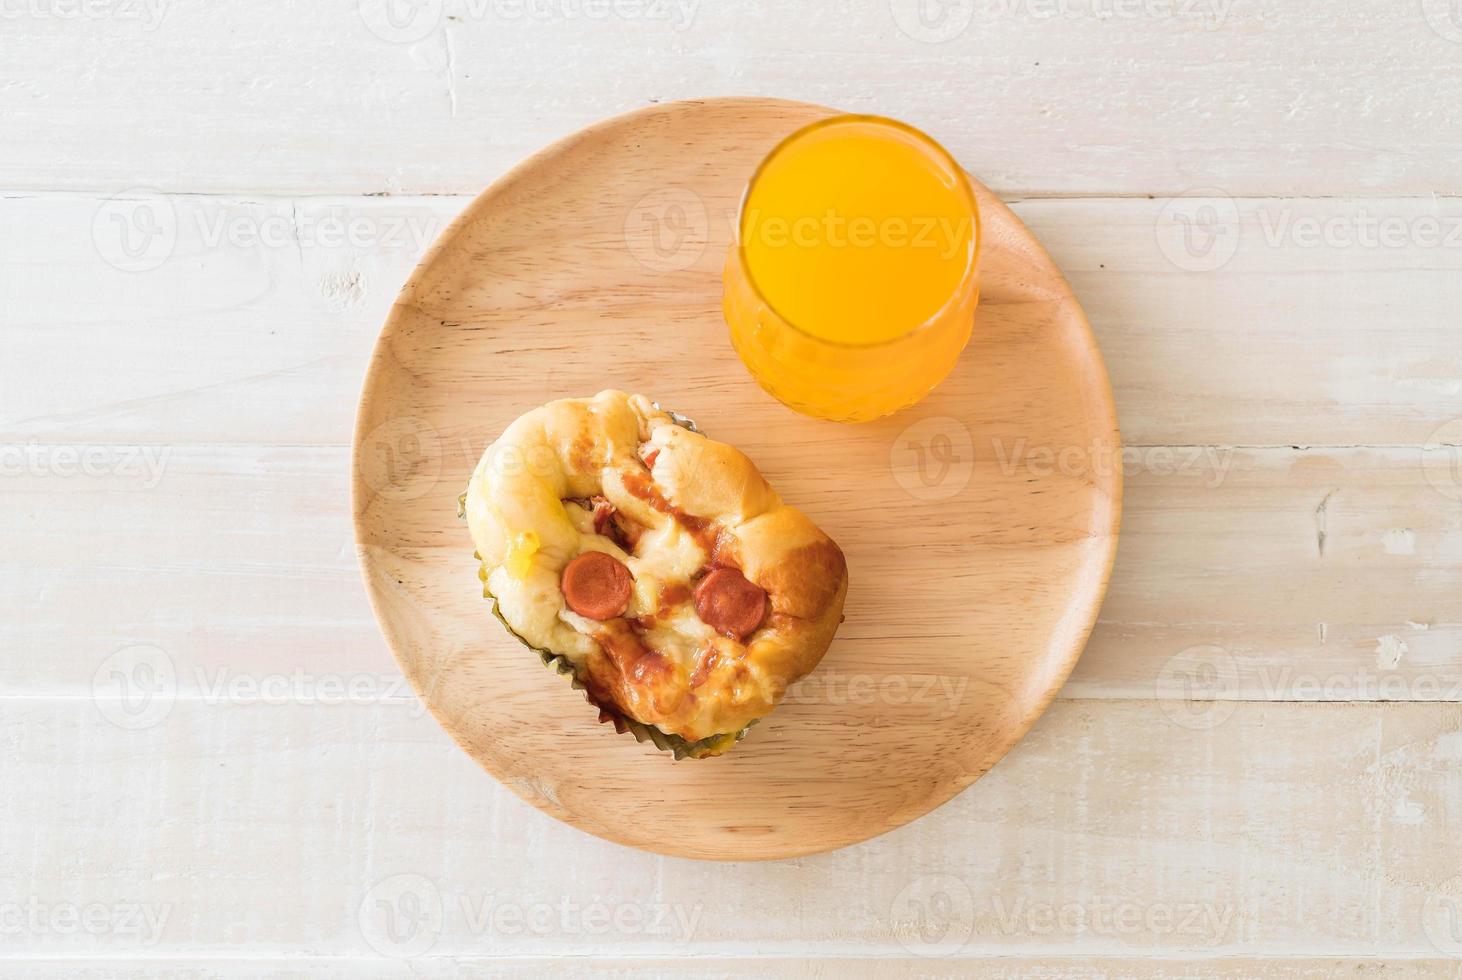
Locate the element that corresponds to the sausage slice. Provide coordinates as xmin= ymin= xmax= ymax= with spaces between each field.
xmin=561 ymin=551 xmax=633 ymax=620
xmin=693 ymin=567 xmax=767 ymax=640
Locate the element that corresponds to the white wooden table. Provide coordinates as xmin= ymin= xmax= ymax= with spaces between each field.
xmin=5 ymin=1 xmax=1462 ymax=975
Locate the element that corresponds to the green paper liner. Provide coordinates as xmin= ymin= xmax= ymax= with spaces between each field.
xmin=462 ymin=406 xmax=752 ymax=761
xmin=481 ymin=583 xmax=752 ymax=760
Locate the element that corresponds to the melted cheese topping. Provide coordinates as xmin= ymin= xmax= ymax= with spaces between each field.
xmin=464 ymin=390 xmax=848 ymax=745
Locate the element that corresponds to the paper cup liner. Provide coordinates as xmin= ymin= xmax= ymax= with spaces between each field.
xmin=462 ymin=406 xmax=752 ymax=760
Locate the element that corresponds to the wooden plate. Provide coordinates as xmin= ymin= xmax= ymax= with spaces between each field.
xmin=352 ymin=97 xmax=1121 ymax=860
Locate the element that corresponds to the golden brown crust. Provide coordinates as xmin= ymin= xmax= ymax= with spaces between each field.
xmin=465 ymin=390 xmax=848 ymax=746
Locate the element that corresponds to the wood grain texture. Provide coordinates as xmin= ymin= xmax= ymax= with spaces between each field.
xmin=5 ymin=700 xmax=1462 ymax=959
xmin=352 ymin=97 xmax=1120 ymax=858
xmin=0 ymin=447 xmax=397 ymax=693
xmin=6 ymin=960 xmax=1461 ymax=979
xmin=6 ymin=193 xmax=1461 ymax=448
xmin=7 ymin=444 xmax=1459 ymax=701
xmin=1074 ymin=446 xmax=1462 ymax=700
xmin=3 ymin=1 xmax=1461 ymax=197
xmin=7 ymin=5 xmax=1462 ymax=966
xmin=1025 ymin=197 xmax=1462 ymax=447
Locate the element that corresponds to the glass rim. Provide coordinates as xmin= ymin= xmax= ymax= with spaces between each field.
xmin=732 ymin=112 xmax=983 ymax=350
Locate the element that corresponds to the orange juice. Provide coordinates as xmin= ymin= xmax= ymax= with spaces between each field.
xmin=723 ymin=115 xmax=980 ymax=421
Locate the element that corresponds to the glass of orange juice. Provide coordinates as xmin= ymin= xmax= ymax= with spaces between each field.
xmin=723 ymin=114 xmax=981 ymax=422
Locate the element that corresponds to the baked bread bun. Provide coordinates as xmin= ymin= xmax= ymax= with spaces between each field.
xmin=463 ymin=391 xmax=847 ymax=758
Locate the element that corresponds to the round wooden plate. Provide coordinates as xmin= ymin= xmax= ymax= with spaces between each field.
xmin=352 ymin=97 xmax=1121 ymax=861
